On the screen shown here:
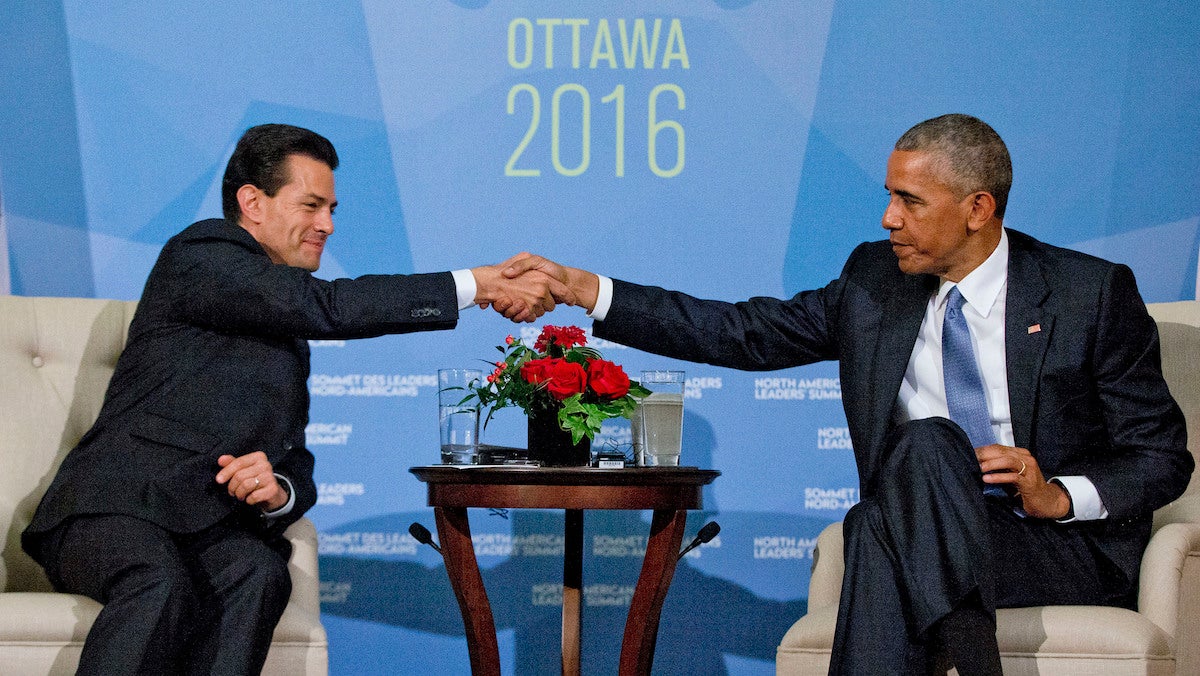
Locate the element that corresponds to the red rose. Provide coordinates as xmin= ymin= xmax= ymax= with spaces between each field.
xmin=535 ymin=325 xmax=587 ymax=352
xmin=544 ymin=360 xmax=588 ymax=400
xmin=587 ymin=359 xmax=630 ymax=399
xmin=520 ymin=357 xmax=558 ymax=385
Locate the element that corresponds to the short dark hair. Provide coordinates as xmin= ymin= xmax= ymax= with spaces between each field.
xmin=221 ymin=124 xmax=339 ymax=224
xmin=895 ymin=114 xmax=1012 ymax=218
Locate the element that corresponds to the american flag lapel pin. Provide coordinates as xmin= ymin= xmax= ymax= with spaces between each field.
xmin=1027 ymin=324 xmax=1042 ymax=334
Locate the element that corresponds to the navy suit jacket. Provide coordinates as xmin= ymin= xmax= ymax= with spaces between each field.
xmin=25 ymin=219 xmax=459 ymax=547
xmin=593 ymin=229 xmax=1193 ymax=582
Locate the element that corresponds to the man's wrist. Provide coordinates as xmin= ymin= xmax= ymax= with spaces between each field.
xmin=1048 ymin=478 xmax=1074 ymax=520
xmin=1048 ymin=475 xmax=1106 ymax=521
xmin=262 ymin=473 xmax=295 ymax=517
xmin=467 ymin=266 xmax=499 ymax=304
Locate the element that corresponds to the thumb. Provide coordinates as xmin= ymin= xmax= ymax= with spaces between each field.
xmin=502 ymin=254 xmax=545 ymax=279
xmin=497 ymin=252 xmax=532 ymax=276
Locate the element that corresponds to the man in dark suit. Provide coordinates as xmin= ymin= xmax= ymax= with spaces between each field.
xmin=504 ymin=114 xmax=1194 ymax=674
xmin=22 ymin=123 xmax=562 ymax=675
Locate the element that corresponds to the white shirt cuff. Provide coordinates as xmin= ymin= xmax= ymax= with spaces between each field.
xmin=588 ymin=275 xmax=614 ymax=321
xmin=451 ymin=269 xmax=477 ymax=311
xmin=262 ymin=473 xmax=296 ymax=519
xmin=1050 ymin=475 xmax=1108 ymax=522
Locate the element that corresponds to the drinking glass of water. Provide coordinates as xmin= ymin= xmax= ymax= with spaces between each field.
xmin=632 ymin=370 xmax=685 ymax=466
xmin=438 ymin=368 xmax=482 ymax=464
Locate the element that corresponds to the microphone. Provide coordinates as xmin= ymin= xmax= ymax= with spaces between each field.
xmin=677 ymin=521 xmax=720 ymax=561
xmin=408 ymin=522 xmax=443 ymax=556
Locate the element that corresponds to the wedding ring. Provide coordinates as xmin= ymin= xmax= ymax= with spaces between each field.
xmin=1017 ymin=461 xmax=1027 ymax=477
xmin=254 ymin=477 xmax=261 ymax=488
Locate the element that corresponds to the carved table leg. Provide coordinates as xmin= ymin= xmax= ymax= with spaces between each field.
xmin=619 ymin=508 xmax=688 ymax=675
xmin=435 ymin=506 xmax=500 ymax=676
xmin=562 ymin=509 xmax=584 ymax=675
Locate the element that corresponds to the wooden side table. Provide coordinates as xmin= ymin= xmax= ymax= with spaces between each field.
xmin=410 ymin=466 xmax=719 ymax=675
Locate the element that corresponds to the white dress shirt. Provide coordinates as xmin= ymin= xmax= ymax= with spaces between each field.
xmin=452 ymin=269 xmax=477 ymax=310
xmin=589 ymin=275 xmax=615 ymax=321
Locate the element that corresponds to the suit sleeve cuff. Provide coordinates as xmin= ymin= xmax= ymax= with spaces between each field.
xmin=588 ymin=275 xmax=614 ymax=322
xmin=263 ymin=473 xmax=297 ymax=519
xmin=1050 ymin=475 xmax=1108 ymax=522
xmin=451 ymin=269 xmax=477 ymax=311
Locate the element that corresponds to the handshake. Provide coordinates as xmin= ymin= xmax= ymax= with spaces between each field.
xmin=471 ymin=253 xmax=598 ymax=323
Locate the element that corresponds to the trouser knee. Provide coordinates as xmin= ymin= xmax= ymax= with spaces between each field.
xmin=110 ymin=563 xmax=201 ymax=620
xmin=225 ymin=546 xmax=292 ymax=615
xmin=882 ymin=417 xmax=977 ymax=482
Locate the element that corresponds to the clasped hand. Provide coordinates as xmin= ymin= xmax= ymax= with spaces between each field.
xmin=215 ymin=451 xmax=287 ymax=512
xmin=474 ymin=252 xmax=595 ymax=322
xmin=976 ymin=444 xmax=1072 ymax=519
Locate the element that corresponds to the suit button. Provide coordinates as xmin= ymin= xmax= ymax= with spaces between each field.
xmin=32 ymin=355 xmax=45 ymax=368
xmin=283 ymin=442 xmax=294 ymax=451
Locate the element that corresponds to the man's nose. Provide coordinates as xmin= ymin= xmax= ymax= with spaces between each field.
xmin=882 ymin=201 xmax=901 ymax=230
xmin=315 ymin=210 xmax=334 ymax=235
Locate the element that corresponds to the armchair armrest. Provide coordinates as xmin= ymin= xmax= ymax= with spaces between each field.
xmin=807 ymin=522 xmax=845 ymax=610
xmin=266 ymin=517 xmax=328 ymax=675
xmin=1138 ymin=521 xmax=1200 ymax=664
xmin=283 ymin=517 xmax=321 ymax=615
xmin=1152 ymin=493 xmax=1200 ymax=534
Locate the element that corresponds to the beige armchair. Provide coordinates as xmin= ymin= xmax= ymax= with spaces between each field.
xmin=777 ymin=301 xmax=1200 ymax=675
xmin=0 ymin=295 xmax=328 ymax=674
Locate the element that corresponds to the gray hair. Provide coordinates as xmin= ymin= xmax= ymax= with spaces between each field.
xmin=895 ymin=114 xmax=1012 ymax=218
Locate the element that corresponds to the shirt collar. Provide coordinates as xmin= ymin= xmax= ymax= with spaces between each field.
xmin=936 ymin=229 xmax=1009 ymax=318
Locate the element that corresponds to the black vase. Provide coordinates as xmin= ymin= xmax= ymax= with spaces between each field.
xmin=527 ymin=407 xmax=591 ymax=467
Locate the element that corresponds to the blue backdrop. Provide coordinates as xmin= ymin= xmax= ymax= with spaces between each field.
xmin=2 ymin=1 xmax=1198 ymax=673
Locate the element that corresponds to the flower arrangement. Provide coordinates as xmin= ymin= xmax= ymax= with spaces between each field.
xmin=467 ymin=325 xmax=649 ymax=445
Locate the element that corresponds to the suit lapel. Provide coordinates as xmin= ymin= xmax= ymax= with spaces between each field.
xmin=867 ymin=273 xmax=935 ymax=456
xmin=1004 ymin=236 xmax=1053 ymax=450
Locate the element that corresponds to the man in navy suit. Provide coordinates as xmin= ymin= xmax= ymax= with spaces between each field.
xmin=505 ymin=114 xmax=1194 ymax=674
xmin=23 ymin=124 xmax=563 ymax=675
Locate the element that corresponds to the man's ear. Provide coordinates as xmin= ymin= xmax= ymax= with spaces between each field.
xmin=965 ymin=191 xmax=998 ymax=232
xmin=236 ymin=184 xmax=261 ymax=226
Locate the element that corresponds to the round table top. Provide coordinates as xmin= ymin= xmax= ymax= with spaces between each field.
xmin=410 ymin=465 xmax=720 ymax=487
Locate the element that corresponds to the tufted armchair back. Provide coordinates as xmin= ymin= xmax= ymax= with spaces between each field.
xmin=0 ymin=296 xmax=136 ymax=592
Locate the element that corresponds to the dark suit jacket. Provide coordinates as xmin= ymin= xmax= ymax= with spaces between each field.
xmin=24 ymin=218 xmax=458 ymax=549
xmin=593 ymin=229 xmax=1193 ymax=583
